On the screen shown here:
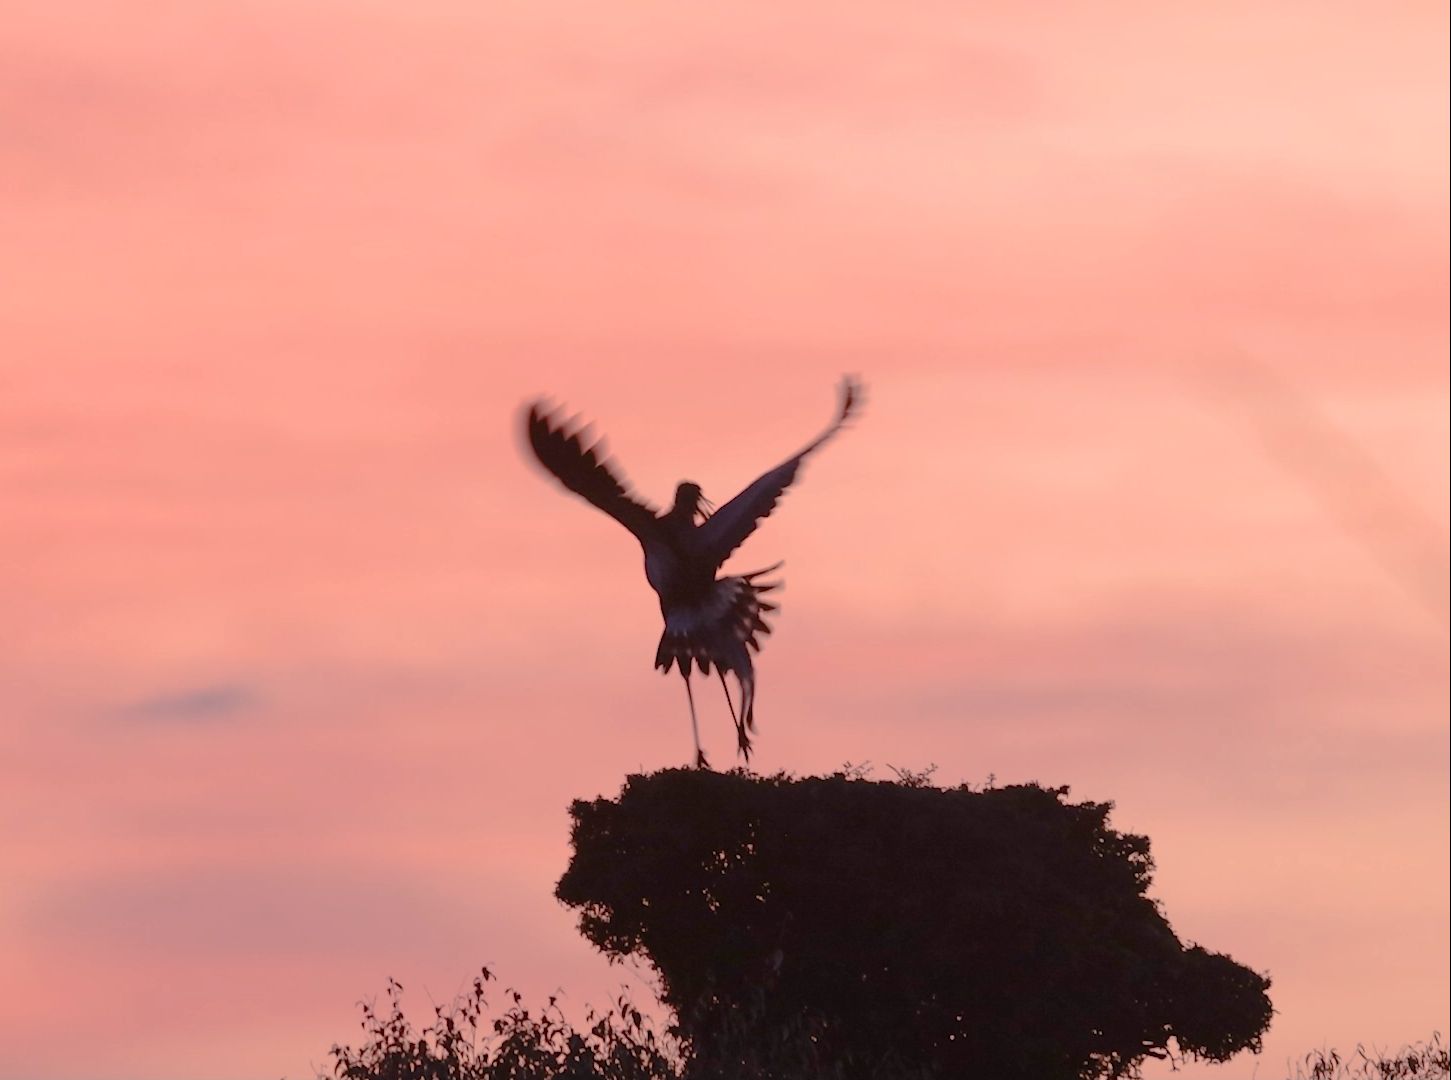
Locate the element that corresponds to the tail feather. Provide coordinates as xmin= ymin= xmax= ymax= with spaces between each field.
xmin=654 ymin=564 xmax=782 ymax=758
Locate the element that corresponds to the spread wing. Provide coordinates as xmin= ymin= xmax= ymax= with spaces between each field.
xmin=526 ymin=403 xmax=660 ymax=541
xmin=692 ymin=376 xmax=861 ymax=569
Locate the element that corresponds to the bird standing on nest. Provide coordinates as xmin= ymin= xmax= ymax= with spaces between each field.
xmin=525 ymin=376 xmax=862 ymax=768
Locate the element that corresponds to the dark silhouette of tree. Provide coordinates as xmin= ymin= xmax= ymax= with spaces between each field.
xmin=314 ymin=762 xmax=1439 ymax=1080
xmin=556 ymin=768 xmax=1273 ymax=1080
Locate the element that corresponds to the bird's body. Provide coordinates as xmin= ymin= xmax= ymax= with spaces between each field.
xmin=525 ymin=377 xmax=861 ymax=766
xmin=642 ymin=496 xmax=714 ymax=607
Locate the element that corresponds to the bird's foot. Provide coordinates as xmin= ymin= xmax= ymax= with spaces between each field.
xmin=735 ymin=724 xmax=753 ymax=764
xmin=695 ymin=749 xmax=711 ymax=770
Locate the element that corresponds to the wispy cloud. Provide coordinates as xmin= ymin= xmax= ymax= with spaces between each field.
xmin=117 ymin=683 xmax=257 ymax=724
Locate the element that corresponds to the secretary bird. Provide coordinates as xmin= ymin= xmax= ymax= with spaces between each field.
xmin=525 ymin=376 xmax=861 ymax=768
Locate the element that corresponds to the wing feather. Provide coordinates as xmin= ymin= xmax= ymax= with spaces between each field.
xmin=526 ymin=403 xmax=659 ymax=540
xmin=692 ymin=376 xmax=861 ymax=568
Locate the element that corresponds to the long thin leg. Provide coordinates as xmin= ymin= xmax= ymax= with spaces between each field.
xmin=682 ymin=670 xmax=708 ymax=769
xmin=719 ymin=671 xmax=751 ymax=763
xmin=717 ymin=671 xmax=738 ymax=727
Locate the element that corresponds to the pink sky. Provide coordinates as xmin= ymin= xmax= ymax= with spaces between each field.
xmin=2 ymin=2 xmax=1447 ymax=1077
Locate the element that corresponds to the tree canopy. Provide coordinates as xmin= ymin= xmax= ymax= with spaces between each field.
xmin=556 ymin=768 xmax=1273 ymax=1080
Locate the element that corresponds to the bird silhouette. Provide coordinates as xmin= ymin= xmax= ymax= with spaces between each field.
xmin=525 ymin=376 xmax=862 ymax=767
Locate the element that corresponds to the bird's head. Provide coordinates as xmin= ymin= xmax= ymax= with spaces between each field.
xmin=672 ymin=481 xmax=714 ymax=521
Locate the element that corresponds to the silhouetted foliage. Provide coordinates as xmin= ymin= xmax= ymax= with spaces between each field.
xmin=316 ymin=973 xmax=1441 ymax=1080
xmin=1289 ymin=1033 xmax=1449 ymax=1080
xmin=556 ymin=768 xmax=1273 ymax=1080
xmin=320 ymin=969 xmax=677 ymax=1080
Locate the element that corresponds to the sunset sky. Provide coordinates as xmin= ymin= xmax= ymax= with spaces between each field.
xmin=2 ymin=2 xmax=1448 ymax=1077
